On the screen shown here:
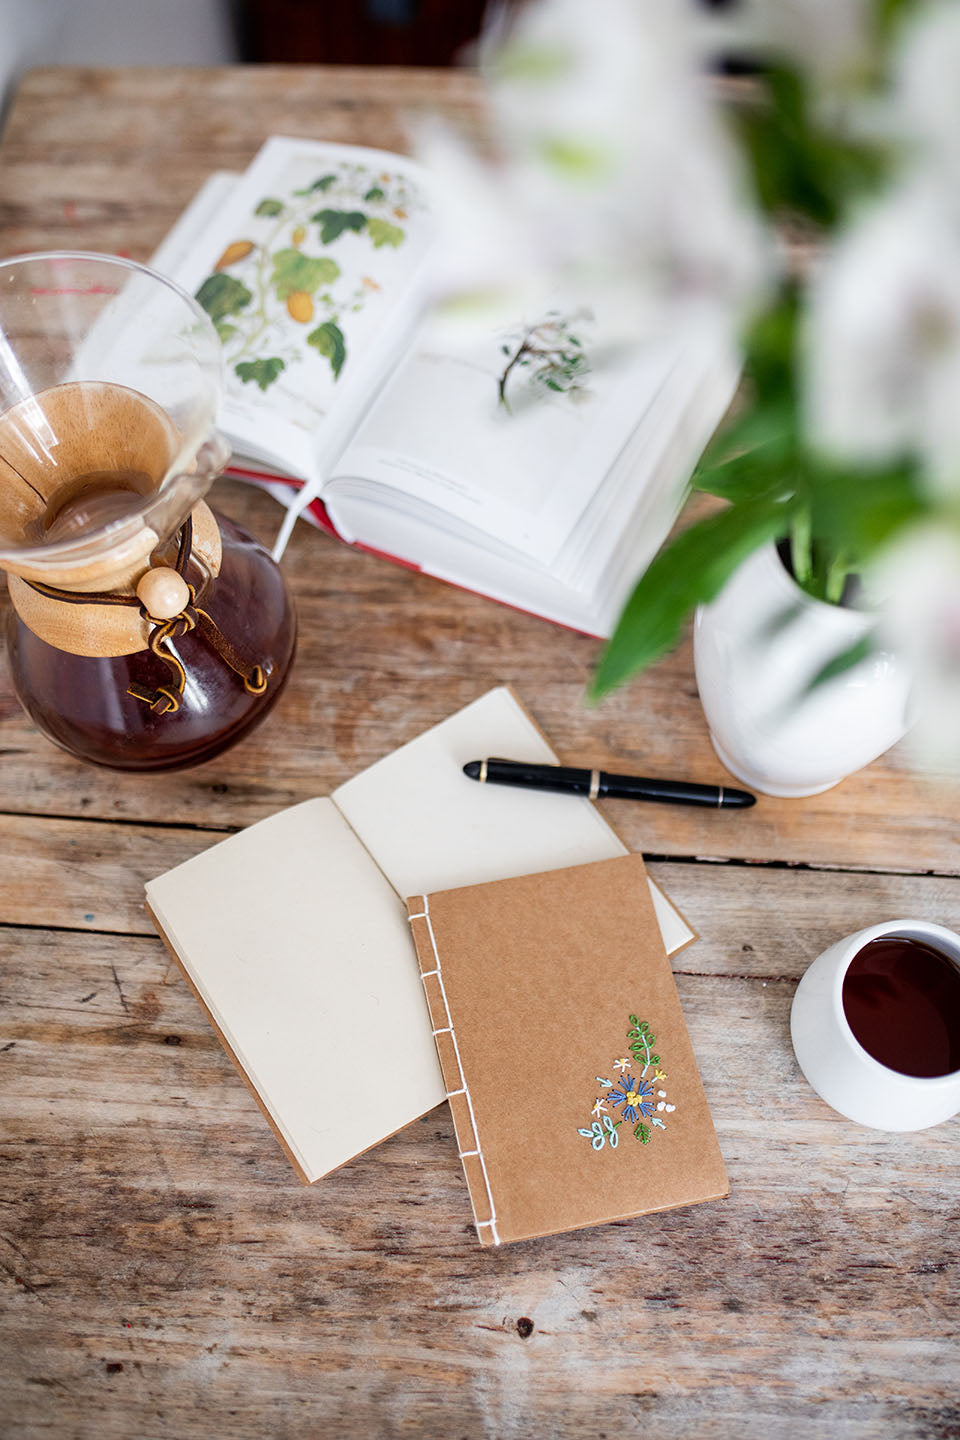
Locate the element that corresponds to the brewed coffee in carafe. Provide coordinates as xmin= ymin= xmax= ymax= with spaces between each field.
xmin=0 ymin=254 xmax=296 ymax=771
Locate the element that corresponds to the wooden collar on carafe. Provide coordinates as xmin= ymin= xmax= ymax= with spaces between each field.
xmin=25 ymin=516 xmax=269 ymax=716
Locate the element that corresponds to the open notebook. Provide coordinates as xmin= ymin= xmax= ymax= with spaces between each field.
xmin=146 ymin=687 xmax=693 ymax=1184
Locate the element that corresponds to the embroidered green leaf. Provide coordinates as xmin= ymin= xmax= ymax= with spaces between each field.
xmin=255 ymin=197 xmax=284 ymax=217
xmin=270 ymin=248 xmax=340 ymax=300
xmin=312 ymin=208 xmax=367 ymax=244
xmin=195 ymin=273 xmax=253 ymax=324
xmin=635 ymin=1122 xmax=651 ymax=1144
xmin=629 ymin=1014 xmax=639 ymax=1027
xmin=366 ymin=217 xmax=405 ymax=249
xmin=649 ymin=1054 xmax=660 ymax=1066
xmin=364 ymin=185 xmax=386 ymax=202
xmin=234 ymin=357 xmax=285 ymax=392
xmin=307 ymin=321 xmax=347 ymax=379
xmin=294 ymin=174 xmax=337 ymax=196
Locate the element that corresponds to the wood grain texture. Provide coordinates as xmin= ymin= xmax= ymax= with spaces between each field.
xmin=0 ymin=66 xmax=958 ymax=1440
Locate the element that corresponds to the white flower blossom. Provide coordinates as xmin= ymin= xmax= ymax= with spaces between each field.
xmin=892 ymin=1 xmax=960 ymax=180
xmin=698 ymin=0 xmax=875 ymax=89
xmin=416 ymin=0 xmax=768 ymax=344
xmin=803 ymin=175 xmax=960 ymax=493
xmin=874 ymin=523 xmax=960 ymax=771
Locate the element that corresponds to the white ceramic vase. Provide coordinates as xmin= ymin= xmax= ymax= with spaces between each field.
xmin=693 ymin=544 xmax=911 ymax=797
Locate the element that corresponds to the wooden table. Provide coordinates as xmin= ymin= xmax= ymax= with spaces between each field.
xmin=1 ymin=67 xmax=958 ymax=1440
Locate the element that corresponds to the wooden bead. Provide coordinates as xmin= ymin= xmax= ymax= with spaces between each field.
xmin=136 ymin=566 xmax=190 ymax=620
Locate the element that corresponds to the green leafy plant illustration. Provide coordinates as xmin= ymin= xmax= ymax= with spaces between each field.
xmin=270 ymin=249 xmax=340 ymax=300
xmin=194 ymin=159 xmax=419 ymax=395
xmin=293 ymin=174 xmax=337 ymax=196
xmin=195 ymin=273 xmax=252 ymax=325
xmin=235 ymin=357 xmax=286 ymax=392
xmin=366 ymin=218 xmax=405 ymax=249
xmin=307 ymin=321 xmax=346 ymax=379
xmin=496 ymin=310 xmax=591 ymax=412
xmin=312 ymin=208 xmax=368 ymax=244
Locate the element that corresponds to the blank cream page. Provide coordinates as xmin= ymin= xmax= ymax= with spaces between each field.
xmin=145 ymin=797 xmax=444 ymax=1183
xmin=332 ymin=687 xmax=694 ymax=955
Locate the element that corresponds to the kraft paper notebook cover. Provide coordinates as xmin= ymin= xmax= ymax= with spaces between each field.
xmin=145 ymin=686 xmax=694 ymax=1185
xmin=406 ymin=854 xmax=727 ymax=1247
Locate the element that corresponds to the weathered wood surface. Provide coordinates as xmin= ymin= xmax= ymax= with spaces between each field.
xmin=0 ymin=67 xmax=958 ymax=1440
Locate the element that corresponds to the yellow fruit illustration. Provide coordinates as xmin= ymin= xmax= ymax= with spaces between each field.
xmin=214 ymin=240 xmax=254 ymax=270
xmin=362 ymin=276 xmax=381 ymax=291
xmin=394 ymin=208 xmax=407 ymax=220
xmin=291 ymin=225 xmax=306 ymax=246
xmin=286 ymin=291 xmax=315 ymax=323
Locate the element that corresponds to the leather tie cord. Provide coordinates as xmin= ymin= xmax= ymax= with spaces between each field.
xmin=25 ymin=518 xmax=269 ymax=716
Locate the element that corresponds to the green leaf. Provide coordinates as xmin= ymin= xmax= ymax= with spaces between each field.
xmin=733 ymin=65 xmax=888 ymax=230
xmin=255 ymin=197 xmax=284 ymax=217
xmin=195 ymin=273 xmax=253 ymax=324
xmin=270 ymin=248 xmax=340 ymax=301
xmin=294 ymin=174 xmax=337 ymax=195
xmin=366 ymin=217 xmax=405 ymax=249
xmin=307 ymin=321 xmax=347 ymax=379
xmin=214 ymin=321 xmax=237 ymax=343
xmin=234 ymin=357 xmax=285 ymax=392
xmin=590 ymin=495 xmax=793 ymax=701
xmin=364 ymin=185 xmax=386 ymax=202
xmin=694 ymin=402 xmax=796 ymax=501
xmin=312 ymin=208 xmax=367 ymax=244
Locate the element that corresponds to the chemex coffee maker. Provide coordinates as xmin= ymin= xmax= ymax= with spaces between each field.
xmin=0 ymin=252 xmax=296 ymax=770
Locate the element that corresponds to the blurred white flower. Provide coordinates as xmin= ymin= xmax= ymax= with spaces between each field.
xmin=416 ymin=0 xmax=768 ymax=345
xmin=875 ymin=522 xmax=960 ymax=770
xmin=698 ymin=0 xmax=875 ymax=89
xmin=892 ymin=0 xmax=960 ymax=179
xmin=803 ymin=174 xmax=960 ymax=492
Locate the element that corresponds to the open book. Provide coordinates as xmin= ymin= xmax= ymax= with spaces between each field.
xmin=151 ymin=136 xmax=739 ymax=635
xmin=145 ymin=687 xmax=694 ymax=1187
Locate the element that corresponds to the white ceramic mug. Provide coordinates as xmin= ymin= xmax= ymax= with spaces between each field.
xmin=790 ymin=919 xmax=960 ymax=1131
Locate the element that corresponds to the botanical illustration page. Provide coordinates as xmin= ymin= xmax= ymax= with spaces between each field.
xmin=167 ymin=137 xmax=436 ymax=481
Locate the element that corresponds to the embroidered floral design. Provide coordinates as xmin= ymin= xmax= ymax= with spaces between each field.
xmin=577 ymin=1115 xmax=620 ymax=1150
xmin=608 ymin=1074 xmax=655 ymax=1123
xmin=577 ymin=1014 xmax=676 ymax=1151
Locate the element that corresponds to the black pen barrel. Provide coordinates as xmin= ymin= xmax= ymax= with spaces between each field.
xmin=602 ymin=773 xmax=723 ymax=806
xmin=484 ymin=760 xmax=593 ymax=794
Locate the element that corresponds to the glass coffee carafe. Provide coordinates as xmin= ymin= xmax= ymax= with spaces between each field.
xmin=0 ymin=252 xmax=296 ymax=770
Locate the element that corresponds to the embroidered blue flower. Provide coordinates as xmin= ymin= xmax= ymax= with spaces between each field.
xmin=608 ymin=1073 xmax=655 ymax=1123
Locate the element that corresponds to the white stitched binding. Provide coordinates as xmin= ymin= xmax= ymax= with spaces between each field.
xmin=408 ymin=896 xmax=500 ymax=1245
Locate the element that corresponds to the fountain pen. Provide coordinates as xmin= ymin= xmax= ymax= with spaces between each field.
xmin=462 ymin=758 xmax=756 ymax=809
